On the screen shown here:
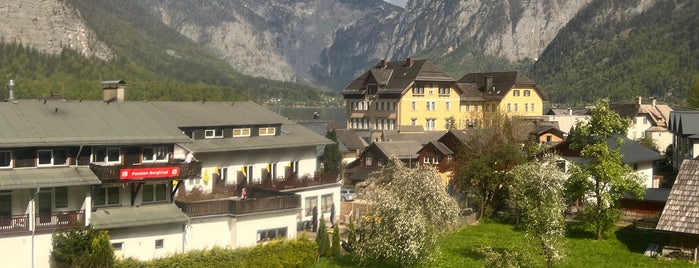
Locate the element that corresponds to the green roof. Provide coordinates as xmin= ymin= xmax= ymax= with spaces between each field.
xmin=0 ymin=100 xmax=191 ymax=147
xmin=91 ymin=203 xmax=189 ymax=229
xmin=0 ymin=166 xmax=100 ymax=190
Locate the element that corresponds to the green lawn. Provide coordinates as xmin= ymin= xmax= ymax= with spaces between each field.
xmin=315 ymin=220 xmax=696 ymax=267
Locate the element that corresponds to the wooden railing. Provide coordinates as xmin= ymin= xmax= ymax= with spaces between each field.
xmin=250 ymin=173 xmax=339 ymax=191
xmin=0 ymin=214 xmax=30 ymax=234
xmin=176 ymin=188 xmax=300 ymax=217
xmin=35 ymin=210 xmax=85 ymax=231
xmin=90 ymin=162 xmax=202 ymax=182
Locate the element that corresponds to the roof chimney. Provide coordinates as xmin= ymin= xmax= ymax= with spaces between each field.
xmin=485 ymin=76 xmax=494 ymax=92
xmin=649 ymin=97 xmax=656 ymax=108
xmin=379 ymin=58 xmax=388 ymax=69
xmin=406 ymin=57 xmax=414 ymax=67
xmin=636 ymin=96 xmax=642 ymax=105
xmin=6 ymin=79 xmax=15 ymax=101
xmin=102 ymin=80 xmax=126 ymax=102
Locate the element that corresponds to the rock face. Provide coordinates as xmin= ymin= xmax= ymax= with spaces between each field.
xmin=0 ymin=0 xmax=115 ymax=60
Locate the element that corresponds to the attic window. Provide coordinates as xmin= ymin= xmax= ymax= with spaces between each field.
xmin=438 ymin=87 xmax=450 ymax=95
xmin=513 ymin=90 xmax=520 ymax=97
xmin=412 ymin=86 xmax=424 ymax=95
xmin=233 ymin=128 xmax=251 ymax=137
xmin=259 ymin=127 xmax=276 ymax=136
xmin=524 ymin=90 xmax=531 ymax=97
xmin=205 ymin=129 xmax=223 ymax=139
xmin=367 ymin=85 xmax=378 ymax=94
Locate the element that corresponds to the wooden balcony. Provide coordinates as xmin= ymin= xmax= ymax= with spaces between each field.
xmin=35 ymin=210 xmax=85 ymax=231
xmin=175 ymin=188 xmax=300 ymax=217
xmin=0 ymin=214 xmax=29 ymax=235
xmin=250 ymin=172 xmax=339 ymax=191
xmin=90 ymin=161 xmax=202 ymax=182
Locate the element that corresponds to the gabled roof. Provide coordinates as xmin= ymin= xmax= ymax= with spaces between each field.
xmin=418 ymin=141 xmax=454 ymax=156
xmin=545 ymin=108 xmax=591 ymax=116
xmin=366 ymin=140 xmax=422 ymax=160
xmin=609 ymin=99 xmax=673 ymax=128
xmin=152 ymin=102 xmax=333 ymax=153
xmin=381 ymin=130 xmax=445 ymax=146
xmin=545 ymin=134 xmax=663 ymax=164
xmin=0 ymin=100 xmax=190 ymax=147
xmin=657 ymin=159 xmax=699 ymax=234
xmin=457 ymin=71 xmax=547 ymax=101
xmin=341 ymin=59 xmax=455 ymax=95
xmin=669 ymin=111 xmax=699 ymax=138
xmin=336 ymin=129 xmax=368 ymax=151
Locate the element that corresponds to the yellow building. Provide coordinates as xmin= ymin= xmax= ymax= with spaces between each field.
xmin=341 ymin=58 xmax=462 ymax=131
xmin=342 ymin=59 xmax=546 ymax=131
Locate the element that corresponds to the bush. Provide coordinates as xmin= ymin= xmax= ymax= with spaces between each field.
xmin=50 ymin=226 xmax=114 ymax=268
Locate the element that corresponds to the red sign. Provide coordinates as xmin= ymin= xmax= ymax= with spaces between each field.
xmin=120 ymin=167 xmax=180 ymax=180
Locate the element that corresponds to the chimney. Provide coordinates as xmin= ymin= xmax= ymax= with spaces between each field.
xmin=6 ymin=79 xmax=15 ymax=101
xmin=649 ymin=97 xmax=656 ymax=108
xmin=406 ymin=57 xmax=414 ymax=67
xmin=102 ymin=80 xmax=126 ymax=102
xmin=636 ymin=96 xmax=642 ymax=105
xmin=485 ymin=76 xmax=494 ymax=92
xmin=379 ymin=58 xmax=388 ymax=68
xmin=568 ymin=108 xmax=572 ymax=115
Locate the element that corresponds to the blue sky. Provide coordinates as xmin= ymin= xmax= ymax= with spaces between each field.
xmin=383 ymin=0 xmax=408 ymax=8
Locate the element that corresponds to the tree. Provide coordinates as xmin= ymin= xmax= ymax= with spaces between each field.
xmin=567 ymin=99 xmax=645 ymax=239
xmin=50 ymin=225 xmax=114 ymax=268
xmin=353 ymin=158 xmax=460 ymax=266
xmin=331 ymin=223 xmax=341 ymax=258
xmin=510 ymin=156 xmax=567 ymax=268
xmin=322 ymin=129 xmax=342 ymax=176
xmin=315 ymin=216 xmax=330 ymax=257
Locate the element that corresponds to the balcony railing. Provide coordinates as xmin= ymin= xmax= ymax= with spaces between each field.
xmin=35 ymin=210 xmax=85 ymax=231
xmin=250 ymin=173 xmax=339 ymax=191
xmin=0 ymin=214 xmax=29 ymax=235
xmin=176 ymin=188 xmax=300 ymax=217
xmin=90 ymin=161 xmax=202 ymax=182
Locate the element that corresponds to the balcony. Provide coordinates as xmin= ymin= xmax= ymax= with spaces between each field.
xmin=90 ymin=161 xmax=202 ymax=182
xmin=175 ymin=188 xmax=300 ymax=217
xmin=0 ymin=214 xmax=29 ymax=235
xmin=250 ymin=173 xmax=339 ymax=191
xmin=35 ymin=210 xmax=85 ymax=232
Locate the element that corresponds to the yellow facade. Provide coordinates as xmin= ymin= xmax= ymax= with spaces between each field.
xmin=398 ymin=84 xmax=462 ymax=131
xmin=498 ymin=86 xmax=544 ymax=116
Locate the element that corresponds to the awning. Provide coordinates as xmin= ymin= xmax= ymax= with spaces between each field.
xmin=349 ymin=113 xmax=365 ymax=119
xmin=0 ymin=166 xmax=101 ymax=190
xmin=91 ymin=203 xmax=189 ymax=229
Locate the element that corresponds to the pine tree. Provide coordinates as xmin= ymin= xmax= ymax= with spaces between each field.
xmin=331 ymin=223 xmax=341 ymax=258
xmin=315 ymin=217 xmax=330 ymax=257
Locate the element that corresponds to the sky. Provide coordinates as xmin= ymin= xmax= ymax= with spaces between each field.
xmin=383 ymin=0 xmax=408 ymax=8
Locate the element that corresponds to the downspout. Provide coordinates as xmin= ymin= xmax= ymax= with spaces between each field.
xmin=75 ymin=145 xmax=84 ymax=167
xmin=31 ymin=187 xmax=40 ymax=268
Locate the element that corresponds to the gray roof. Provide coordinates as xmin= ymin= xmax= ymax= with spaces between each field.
xmin=608 ymin=135 xmax=664 ymax=163
xmin=336 ymin=129 xmax=368 ymax=151
xmin=91 ymin=203 xmax=189 ymax=229
xmin=382 ymin=130 xmax=445 ymax=145
xmin=0 ymin=166 xmax=100 ymax=190
xmin=374 ymin=140 xmax=422 ymax=159
xmin=622 ymin=187 xmax=670 ymax=203
xmin=152 ymin=101 xmax=333 ymax=153
xmin=669 ymin=111 xmax=699 ymax=139
xmin=457 ymin=71 xmax=546 ymax=101
xmin=0 ymin=100 xmax=190 ymax=147
xmin=341 ymin=59 xmax=455 ymax=95
xmin=657 ymin=159 xmax=699 ymax=234
xmin=422 ymin=141 xmax=454 ymax=155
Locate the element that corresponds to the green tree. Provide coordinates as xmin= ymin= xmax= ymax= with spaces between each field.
xmin=688 ymin=74 xmax=699 ymax=108
xmin=510 ymin=155 xmax=568 ymax=268
xmin=51 ymin=225 xmax=114 ymax=268
xmin=331 ymin=223 xmax=341 ymax=258
xmin=316 ymin=217 xmax=330 ymax=257
xmin=322 ymin=129 xmax=342 ymax=176
xmin=567 ymin=99 xmax=645 ymax=239
xmin=354 ymin=158 xmax=460 ymax=266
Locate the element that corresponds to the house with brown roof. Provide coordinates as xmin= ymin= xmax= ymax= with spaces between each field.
xmin=656 ymin=159 xmax=699 ymax=259
xmin=610 ymin=97 xmax=673 ymax=153
xmin=344 ymin=140 xmax=422 ymax=184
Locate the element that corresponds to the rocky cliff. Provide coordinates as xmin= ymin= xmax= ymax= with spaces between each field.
xmin=0 ymin=0 xmax=114 ymax=60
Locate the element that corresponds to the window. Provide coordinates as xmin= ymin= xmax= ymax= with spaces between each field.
xmin=259 ymin=127 xmax=276 ymax=136
xmin=321 ymin=194 xmax=333 ymax=213
xmin=205 ymin=129 xmax=223 ymax=138
xmin=257 ymin=227 xmax=287 ymax=243
xmin=304 ymin=196 xmax=318 ymax=217
xmin=514 ymin=103 xmax=518 ymax=112
xmin=426 ymin=119 xmax=436 ymax=130
xmin=367 ymin=85 xmax=378 ymax=94
xmin=94 ymin=147 xmax=121 ymax=164
xmin=142 ymin=146 xmax=168 ymax=163
xmin=524 ymin=90 xmax=531 ymax=96
xmin=37 ymin=149 xmax=68 ymax=167
xmin=465 ymin=104 xmax=470 ymax=112
xmin=0 ymin=151 xmax=11 ymax=168
xmin=233 ymin=128 xmax=251 ymax=137
xmin=155 ymin=239 xmax=164 ymax=249
xmin=507 ymin=103 xmax=511 ymax=112
xmin=423 ymin=156 xmax=430 ymax=164
xmin=142 ymin=183 xmax=168 ymax=203
xmin=633 ymin=163 xmax=638 ymax=171
xmin=433 ymin=156 xmax=440 ymax=164
xmin=531 ymin=103 xmax=535 ymax=112
xmin=36 ymin=187 xmax=68 ymax=213
xmin=445 ymin=101 xmax=450 ymax=110
xmin=513 ymin=90 xmax=520 ymax=96
xmin=438 ymin=87 xmax=450 ymax=95
xmin=412 ymin=86 xmax=424 ymax=95
xmin=426 ymin=101 xmax=435 ymax=111
xmin=0 ymin=191 xmax=11 ymax=216
xmin=546 ymin=135 xmax=552 ymax=142
xmin=111 ymin=242 xmax=123 ymax=251
xmin=411 ymin=118 xmax=417 ymax=126
xmin=525 ymin=103 xmax=529 ymax=112
xmin=93 ymin=186 xmax=120 ymax=206
xmin=411 ymin=101 xmax=416 ymax=111
xmin=484 ymin=103 xmax=489 ymax=112
xmin=365 ymin=156 xmax=373 ymax=167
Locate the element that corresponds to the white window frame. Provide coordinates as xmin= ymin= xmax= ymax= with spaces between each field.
xmin=234 ymin=128 xmax=251 ymax=137
xmin=37 ymin=149 xmax=68 ymax=167
xmin=205 ymin=129 xmax=223 ymax=139
xmin=423 ymin=156 xmax=430 ymax=164
xmin=411 ymin=101 xmax=416 ymax=111
xmin=259 ymin=127 xmax=276 ymax=136
xmin=513 ymin=90 xmax=520 ymax=96
xmin=0 ymin=150 xmax=12 ymax=169
xmin=365 ymin=156 xmax=373 ymax=167
xmin=257 ymin=227 xmax=288 ymax=243
xmin=142 ymin=183 xmax=169 ymax=203
xmin=445 ymin=101 xmax=450 ymax=111
xmin=438 ymin=87 xmax=450 ymax=95
xmin=524 ymin=90 xmax=531 ymax=96
xmin=142 ymin=146 xmax=169 ymax=163
xmin=93 ymin=185 xmax=121 ymax=207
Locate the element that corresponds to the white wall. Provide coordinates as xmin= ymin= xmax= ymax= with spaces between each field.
xmin=108 ymin=223 xmax=184 ymax=261
xmin=0 ymin=233 xmax=52 ymax=268
xmin=185 ymin=216 xmax=232 ymax=251
xmin=234 ymin=210 xmax=298 ymax=248
xmin=287 ymin=184 xmax=342 ymax=222
xmin=634 ymin=161 xmax=655 ymax=188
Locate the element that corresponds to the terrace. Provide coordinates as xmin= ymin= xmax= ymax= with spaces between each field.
xmin=175 ymin=188 xmax=300 ymax=217
xmin=0 ymin=210 xmax=85 ymax=235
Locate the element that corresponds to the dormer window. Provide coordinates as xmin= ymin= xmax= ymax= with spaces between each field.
xmin=205 ymin=129 xmax=223 ymax=139
xmin=233 ymin=128 xmax=251 ymax=137
xmin=94 ymin=147 xmax=121 ymax=164
xmin=259 ymin=127 xmax=276 ymax=136
xmin=367 ymin=85 xmax=378 ymax=94
xmin=412 ymin=86 xmax=424 ymax=95
xmin=0 ymin=151 xmax=11 ymax=169
xmin=438 ymin=87 xmax=450 ymax=95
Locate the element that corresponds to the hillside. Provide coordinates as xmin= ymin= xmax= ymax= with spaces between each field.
xmin=529 ymin=0 xmax=699 ymax=107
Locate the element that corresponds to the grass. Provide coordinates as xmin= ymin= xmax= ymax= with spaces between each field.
xmin=313 ymin=220 xmax=696 ymax=267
